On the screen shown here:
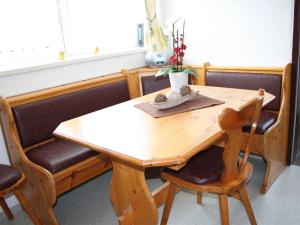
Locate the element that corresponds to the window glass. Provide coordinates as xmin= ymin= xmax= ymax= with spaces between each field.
xmin=0 ymin=0 xmax=64 ymax=67
xmin=58 ymin=0 xmax=145 ymax=55
xmin=0 ymin=0 xmax=145 ymax=68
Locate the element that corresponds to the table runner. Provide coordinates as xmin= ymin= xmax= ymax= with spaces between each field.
xmin=135 ymin=94 xmax=225 ymax=118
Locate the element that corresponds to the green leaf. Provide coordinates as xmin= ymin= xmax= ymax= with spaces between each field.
xmin=155 ymin=70 xmax=166 ymax=77
xmin=155 ymin=66 xmax=175 ymax=77
xmin=182 ymin=68 xmax=198 ymax=77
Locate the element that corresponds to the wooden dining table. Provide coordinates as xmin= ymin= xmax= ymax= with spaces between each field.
xmin=53 ymin=85 xmax=274 ymax=225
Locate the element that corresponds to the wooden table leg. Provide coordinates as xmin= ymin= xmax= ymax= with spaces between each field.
xmin=109 ymin=160 xmax=158 ymax=225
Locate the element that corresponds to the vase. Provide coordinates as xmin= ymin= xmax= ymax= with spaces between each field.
xmin=169 ymin=72 xmax=189 ymax=94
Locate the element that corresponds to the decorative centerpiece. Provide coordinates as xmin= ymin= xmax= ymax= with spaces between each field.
xmin=156 ymin=19 xmax=198 ymax=97
xmin=154 ymin=93 xmax=168 ymax=103
xmin=152 ymin=85 xmax=199 ymax=109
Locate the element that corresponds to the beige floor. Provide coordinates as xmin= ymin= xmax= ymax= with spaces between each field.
xmin=1 ymin=156 xmax=300 ymax=225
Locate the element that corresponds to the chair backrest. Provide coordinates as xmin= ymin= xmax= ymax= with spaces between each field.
xmin=218 ymin=89 xmax=264 ymax=184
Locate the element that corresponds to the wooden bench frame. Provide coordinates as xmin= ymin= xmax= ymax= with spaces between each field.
xmin=200 ymin=63 xmax=292 ymax=193
xmin=0 ymin=72 xmax=132 ymax=225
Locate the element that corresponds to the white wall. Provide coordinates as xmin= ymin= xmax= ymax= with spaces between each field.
xmin=0 ymin=51 xmax=146 ymax=208
xmin=161 ymin=0 xmax=295 ymax=66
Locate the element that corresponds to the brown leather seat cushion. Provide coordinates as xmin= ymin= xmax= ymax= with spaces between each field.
xmin=0 ymin=164 xmax=22 ymax=191
xmin=205 ymin=72 xmax=282 ymax=111
xmin=242 ymin=110 xmax=278 ymax=134
xmin=164 ymin=146 xmax=224 ymax=185
xmin=26 ymin=140 xmax=99 ymax=174
xmin=12 ymin=80 xmax=130 ymax=148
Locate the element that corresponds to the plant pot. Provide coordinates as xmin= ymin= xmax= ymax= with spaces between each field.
xmin=169 ymin=72 xmax=188 ymax=94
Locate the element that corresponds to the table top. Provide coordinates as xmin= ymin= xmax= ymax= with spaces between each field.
xmin=54 ymin=85 xmax=274 ymax=168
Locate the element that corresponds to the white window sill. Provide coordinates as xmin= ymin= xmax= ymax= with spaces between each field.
xmin=0 ymin=47 xmax=146 ymax=78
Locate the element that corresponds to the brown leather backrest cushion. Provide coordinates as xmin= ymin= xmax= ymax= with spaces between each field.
xmin=205 ymin=72 xmax=282 ymax=111
xmin=141 ymin=75 xmax=171 ymax=95
xmin=141 ymin=74 xmax=192 ymax=95
xmin=12 ymin=80 xmax=130 ymax=148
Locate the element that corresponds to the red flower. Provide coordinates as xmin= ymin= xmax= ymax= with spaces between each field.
xmin=169 ymin=55 xmax=177 ymax=65
xmin=174 ymin=47 xmax=180 ymax=53
xmin=170 ymin=19 xmax=186 ymax=69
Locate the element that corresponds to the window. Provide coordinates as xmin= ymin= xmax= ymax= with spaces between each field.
xmin=0 ymin=0 xmax=63 ymax=67
xmin=0 ymin=0 xmax=145 ymax=68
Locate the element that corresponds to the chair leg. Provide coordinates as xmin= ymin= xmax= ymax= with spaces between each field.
xmin=0 ymin=197 xmax=14 ymax=220
xmin=197 ymin=192 xmax=203 ymax=204
xmin=14 ymin=190 xmax=41 ymax=225
xmin=160 ymin=183 xmax=177 ymax=225
xmin=218 ymin=194 xmax=229 ymax=225
xmin=239 ymin=185 xmax=257 ymax=225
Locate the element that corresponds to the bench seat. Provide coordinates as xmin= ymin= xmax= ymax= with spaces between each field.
xmin=0 ymin=164 xmax=22 ymax=190
xmin=243 ymin=111 xmax=278 ymax=134
xmin=26 ymin=140 xmax=98 ymax=174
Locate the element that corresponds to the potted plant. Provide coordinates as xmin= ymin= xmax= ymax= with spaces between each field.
xmin=156 ymin=19 xmax=197 ymax=95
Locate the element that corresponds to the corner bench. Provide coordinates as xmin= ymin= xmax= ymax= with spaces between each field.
xmin=0 ymin=73 xmax=132 ymax=225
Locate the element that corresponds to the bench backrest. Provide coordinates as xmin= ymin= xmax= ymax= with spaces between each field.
xmin=140 ymin=75 xmax=171 ymax=95
xmin=141 ymin=75 xmax=193 ymax=96
xmin=205 ymin=71 xmax=282 ymax=111
xmin=11 ymin=80 xmax=130 ymax=148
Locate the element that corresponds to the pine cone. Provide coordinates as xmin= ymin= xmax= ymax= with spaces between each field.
xmin=180 ymin=85 xmax=192 ymax=96
xmin=154 ymin=93 xmax=168 ymax=103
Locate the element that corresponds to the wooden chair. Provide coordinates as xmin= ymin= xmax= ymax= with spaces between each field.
xmin=0 ymin=164 xmax=25 ymax=220
xmin=160 ymin=90 xmax=264 ymax=225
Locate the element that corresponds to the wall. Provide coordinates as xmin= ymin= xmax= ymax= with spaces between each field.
xmin=0 ymin=50 xmax=146 ymax=208
xmin=161 ymin=0 xmax=295 ymax=66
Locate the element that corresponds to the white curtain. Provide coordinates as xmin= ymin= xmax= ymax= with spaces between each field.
xmin=145 ymin=0 xmax=168 ymax=52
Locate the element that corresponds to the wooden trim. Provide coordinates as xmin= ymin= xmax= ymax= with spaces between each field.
xmin=54 ymin=154 xmax=112 ymax=196
xmin=206 ymin=66 xmax=283 ymax=75
xmin=192 ymin=62 xmax=209 ymax=85
xmin=122 ymin=69 xmax=141 ymax=99
xmin=24 ymin=138 xmax=55 ymax=152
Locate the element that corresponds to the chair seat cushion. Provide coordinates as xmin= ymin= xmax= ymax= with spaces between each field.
xmin=26 ymin=140 xmax=99 ymax=174
xmin=164 ymin=146 xmax=224 ymax=185
xmin=0 ymin=164 xmax=22 ymax=191
xmin=242 ymin=110 xmax=278 ymax=134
